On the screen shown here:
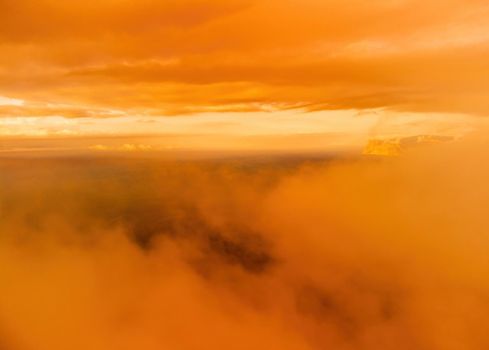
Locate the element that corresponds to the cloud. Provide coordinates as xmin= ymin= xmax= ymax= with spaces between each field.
xmin=0 ymin=96 xmax=24 ymax=107
xmin=1 ymin=135 xmax=489 ymax=349
xmin=89 ymin=143 xmax=154 ymax=152
xmin=1 ymin=0 xmax=489 ymax=117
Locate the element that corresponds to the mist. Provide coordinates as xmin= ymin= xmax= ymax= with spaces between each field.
xmin=1 ymin=137 xmax=489 ymax=350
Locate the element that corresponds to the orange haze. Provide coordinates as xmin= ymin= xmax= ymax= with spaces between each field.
xmin=1 ymin=134 xmax=489 ymax=349
xmin=1 ymin=1 xmax=489 ymax=348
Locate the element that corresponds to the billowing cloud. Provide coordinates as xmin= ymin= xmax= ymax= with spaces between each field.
xmin=1 ymin=135 xmax=489 ymax=349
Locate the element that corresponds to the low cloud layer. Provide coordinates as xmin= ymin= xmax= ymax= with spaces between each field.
xmin=1 ymin=136 xmax=489 ymax=349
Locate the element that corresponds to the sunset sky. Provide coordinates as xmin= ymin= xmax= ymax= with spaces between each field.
xmin=1 ymin=0 xmax=488 ymax=150
xmin=4 ymin=3 xmax=489 ymax=349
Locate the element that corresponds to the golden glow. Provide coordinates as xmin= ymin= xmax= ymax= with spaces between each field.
xmin=2 ymin=2 xmax=489 ymax=348
xmin=1 ymin=0 xmax=489 ymax=147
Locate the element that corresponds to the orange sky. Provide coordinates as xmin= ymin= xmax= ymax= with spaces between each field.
xmin=1 ymin=0 xmax=488 ymax=150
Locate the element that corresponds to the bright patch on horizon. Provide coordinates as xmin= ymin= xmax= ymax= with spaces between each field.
xmin=0 ymin=96 xmax=24 ymax=107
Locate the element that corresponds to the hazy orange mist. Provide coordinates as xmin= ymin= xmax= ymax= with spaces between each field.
xmin=1 ymin=136 xmax=489 ymax=349
xmin=1 ymin=2 xmax=488 ymax=348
